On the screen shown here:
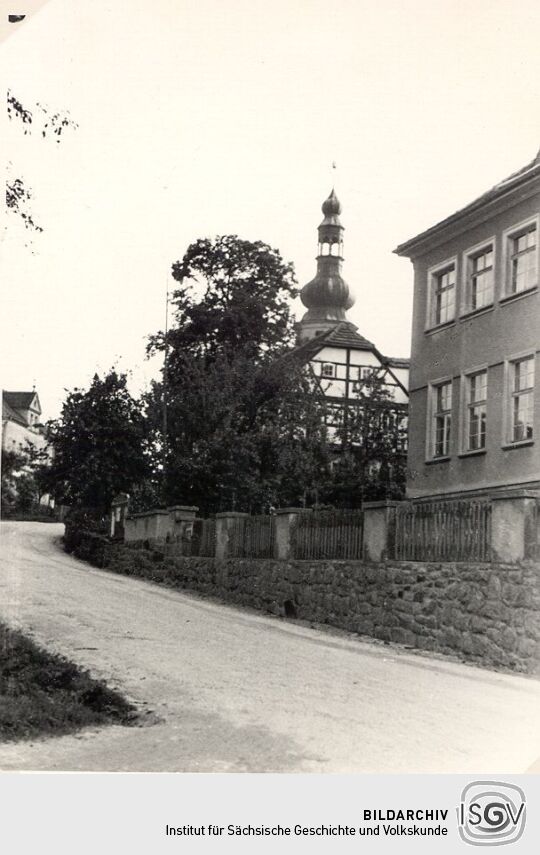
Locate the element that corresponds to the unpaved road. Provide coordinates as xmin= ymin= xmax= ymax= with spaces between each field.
xmin=1 ymin=521 xmax=539 ymax=773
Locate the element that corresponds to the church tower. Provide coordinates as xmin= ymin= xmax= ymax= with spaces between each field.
xmin=298 ymin=189 xmax=357 ymax=342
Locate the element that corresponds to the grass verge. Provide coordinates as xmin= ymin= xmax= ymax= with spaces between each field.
xmin=0 ymin=621 xmax=137 ymax=742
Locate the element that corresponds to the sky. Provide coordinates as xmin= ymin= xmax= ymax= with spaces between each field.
xmin=2 ymin=0 xmax=539 ymax=419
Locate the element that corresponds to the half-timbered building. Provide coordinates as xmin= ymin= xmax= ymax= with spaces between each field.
xmin=291 ymin=190 xmax=409 ymax=449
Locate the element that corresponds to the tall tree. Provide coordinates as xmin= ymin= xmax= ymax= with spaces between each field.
xmin=44 ymin=371 xmax=150 ymax=516
xmin=146 ymin=236 xmax=330 ymax=513
xmin=144 ymin=351 xmax=330 ymax=515
xmin=149 ymin=235 xmax=299 ymax=366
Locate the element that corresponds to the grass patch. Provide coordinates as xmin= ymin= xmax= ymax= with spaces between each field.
xmin=0 ymin=621 xmax=137 ymax=742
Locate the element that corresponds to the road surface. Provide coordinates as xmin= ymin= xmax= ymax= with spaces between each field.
xmin=1 ymin=521 xmax=539 ymax=772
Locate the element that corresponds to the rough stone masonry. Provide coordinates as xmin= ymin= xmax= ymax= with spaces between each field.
xmin=161 ymin=555 xmax=540 ymax=674
xmin=75 ymin=533 xmax=540 ymax=675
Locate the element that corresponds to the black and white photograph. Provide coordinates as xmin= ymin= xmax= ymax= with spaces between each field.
xmin=1 ymin=0 xmax=540 ymax=851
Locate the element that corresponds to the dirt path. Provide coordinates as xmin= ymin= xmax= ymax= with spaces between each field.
xmin=1 ymin=521 xmax=539 ymax=772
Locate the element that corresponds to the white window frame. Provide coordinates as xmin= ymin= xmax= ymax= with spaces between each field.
xmin=503 ymin=352 xmax=535 ymax=446
xmin=354 ymin=366 xmax=376 ymax=381
xmin=426 ymin=256 xmax=457 ymax=330
xmin=426 ymin=376 xmax=454 ymax=460
xmin=502 ymin=215 xmax=539 ymax=298
xmin=460 ymin=365 xmax=488 ymax=453
xmin=320 ymin=362 xmax=335 ymax=378
xmin=461 ymin=237 xmax=495 ymax=315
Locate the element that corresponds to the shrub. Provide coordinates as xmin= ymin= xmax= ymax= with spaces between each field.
xmin=64 ymin=507 xmax=108 ymax=554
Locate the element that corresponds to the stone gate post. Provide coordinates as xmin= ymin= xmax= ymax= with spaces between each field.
xmin=362 ymin=500 xmax=398 ymax=562
xmin=110 ymin=493 xmax=130 ymax=539
xmin=215 ymin=512 xmax=249 ymax=560
xmin=491 ymin=490 xmax=539 ymax=563
xmin=168 ymin=506 xmax=199 ymax=548
xmin=274 ymin=508 xmax=311 ymax=560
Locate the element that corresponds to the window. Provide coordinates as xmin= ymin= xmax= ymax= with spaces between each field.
xmin=465 ymin=370 xmax=487 ymax=451
xmin=352 ymin=366 xmax=379 ymax=391
xmin=428 ymin=261 xmax=456 ymax=328
xmin=321 ymin=363 xmax=334 ymax=378
xmin=465 ymin=245 xmax=494 ymax=311
xmin=357 ymin=366 xmax=373 ymax=380
xmin=397 ymin=413 xmax=408 ymax=451
xmin=506 ymin=221 xmax=538 ymax=295
xmin=432 ymin=381 xmax=452 ymax=457
xmin=509 ymin=356 xmax=534 ymax=443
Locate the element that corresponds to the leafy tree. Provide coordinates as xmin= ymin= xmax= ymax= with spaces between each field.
xmin=144 ymin=235 xmax=334 ymax=513
xmin=6 ymin=89 xmax=77 ymax=232
xmin=145 ymin=351 xmax=330 ymax=515
xmin=0 ymin=442 xmax=51 ymax=515
xmin=1 ymin=448 xmax=27 ymax=514
xmin=149 ymin=235 xmax=299 ymax=365
xmin=43 ymin=371 xmax=151 ymax=516
xmin=320 ymin=369 xmax=407 ymax=507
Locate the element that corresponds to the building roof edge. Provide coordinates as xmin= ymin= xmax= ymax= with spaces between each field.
xmin=394 ymin=154 xmax=540 ymax=258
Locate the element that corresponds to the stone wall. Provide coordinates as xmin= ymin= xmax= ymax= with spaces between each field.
xmin=168 ymin=557 xmax=540 ymax=674
xmin=121 ymin=505 xmax=199 ymax=544
xmin=70 ymin=531 xmax=540 ymax=675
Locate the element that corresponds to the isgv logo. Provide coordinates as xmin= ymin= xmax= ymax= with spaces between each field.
xmin=458 ymin=781 xmax=526 ymax=846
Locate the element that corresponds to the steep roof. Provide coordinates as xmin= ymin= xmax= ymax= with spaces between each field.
xmin=290 ymin=323 xmax=375 ymax=363
xmin=395 ymin=147 xmax=540 ymax=257
xmin=3 ymin=391 xmax=41 ymax=413
xmin=2 ymin=398 xmax=27 ymax=427
xmin=321 ymin=323 xmax=375 ymax=350
xmin=287 ymin=323 xmax=409 ymax=395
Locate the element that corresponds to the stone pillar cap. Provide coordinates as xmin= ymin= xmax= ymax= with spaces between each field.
xmin=274 ymin=507 xmax=313 ymax=515
xmin=491 ymin=490 xmax=540 ymax=501
xmin=129 ymin=510 xmax=169 ymax=518
xmin=111 ymin=493 xmax=130 ymax=505
xmin=167 ymin=505 xmax=199 ymax=512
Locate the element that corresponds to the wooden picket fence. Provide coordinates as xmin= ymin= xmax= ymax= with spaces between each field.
xmin=390 ymin=499 xmax=492 ymax=562
xmin=190 ymin=518 xmax=217 ymax=557
xmin=158 ymin=496 xmax=506 ymax=563
xmin=228 ymin=515 xmax=276 ymax=559
xmin=290 ymin=509 xmax=364 ymax=560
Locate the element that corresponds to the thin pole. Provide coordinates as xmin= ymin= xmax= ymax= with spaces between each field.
xmin=162 ymin=271 xmax=170 ymax=493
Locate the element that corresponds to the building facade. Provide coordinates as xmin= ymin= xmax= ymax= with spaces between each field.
xmin=293 ymin=189 xmax=409 ymax=447
xmin=396 ymin=149 xmax=540 ymax=499
xmin=1 ymin=389 xmax=53 ymax=510
xmin=2 ymin=390 xmax=47 ymax=454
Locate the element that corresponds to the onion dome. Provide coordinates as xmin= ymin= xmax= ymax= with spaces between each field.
xmin=321 ymin=188 xmax=342 ymax=218
xmin=300 ymin=271 xmax=355 ymax=314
